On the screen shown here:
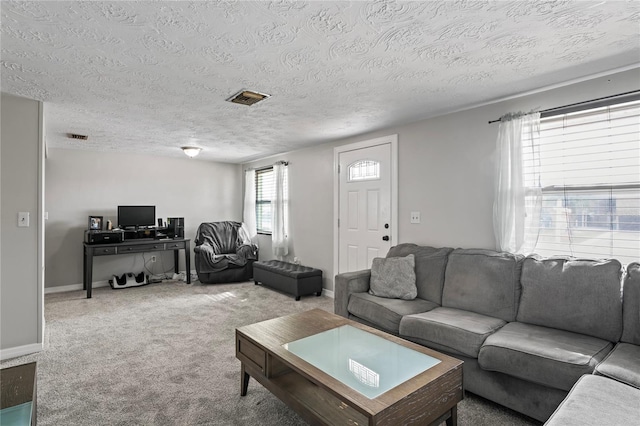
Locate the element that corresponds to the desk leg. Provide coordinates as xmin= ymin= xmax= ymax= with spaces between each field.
xmin=174 ymin=250 xmax=179 ymax=276
xmin=84 ymin=247 xmax=93 ymax=299
xmin=83 ymin=248 xmax=87 ymax=290
xmin=185 ymin=241 xmax=191 ymax=284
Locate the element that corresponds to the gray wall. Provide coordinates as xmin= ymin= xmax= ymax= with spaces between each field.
xmin=45 ymin=149 xmax=242 ymax=288
xmin=244 ymin=143 xmax=337 ymax=291
xmin=1 ymin=93 xmax=43 ymax=353
xmin=243 ymin=68 xmax=640 ymax=292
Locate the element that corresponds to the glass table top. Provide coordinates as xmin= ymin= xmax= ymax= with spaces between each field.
xmin=283 ymin=325 xmax=440 ymax=399
xmin=0 ymin=401 xmax=33 ymax=426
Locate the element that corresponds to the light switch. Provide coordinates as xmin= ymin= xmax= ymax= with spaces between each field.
xmin=18 ymin=212 xmax=30 ymax=227
xmin=410 ymin=211 xmax=421 ymax=224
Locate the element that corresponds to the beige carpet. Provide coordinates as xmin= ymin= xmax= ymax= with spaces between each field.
xmin=1 ymin=280 xmax=539 ymax=425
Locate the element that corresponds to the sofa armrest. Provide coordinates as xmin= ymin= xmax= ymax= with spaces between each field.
xmin=334 ymin=269 xmax=371 ymax=318
xmin=194 ymin=244 xmax=213 ymax=255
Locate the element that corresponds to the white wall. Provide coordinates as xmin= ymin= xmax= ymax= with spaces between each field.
xmin=244 ymin=68 xmax=640 ymax=291
xmin=45 ymin=149 xmax=242 ymax=288
xmin=1 ymin=93 xmax=44 ymax=356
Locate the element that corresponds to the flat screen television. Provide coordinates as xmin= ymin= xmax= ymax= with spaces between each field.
xmin=117 ymin=205 xmax=156 ymax=229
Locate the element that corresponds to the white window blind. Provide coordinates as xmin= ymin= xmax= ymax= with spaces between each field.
xmin=255 ymin=167 xmax=288 ymax=234
xmin=256 ymin=168 xmax=274 ymax=233
xmin=523 ymin=99 xmax=640 ymax=265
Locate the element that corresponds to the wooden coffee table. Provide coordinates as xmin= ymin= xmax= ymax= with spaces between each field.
xmin=236 ymin=309 xmax=463 ymax=425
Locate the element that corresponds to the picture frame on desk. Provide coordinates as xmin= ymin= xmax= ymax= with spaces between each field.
xmin=88 ymin=215 xmax=103 ymax=231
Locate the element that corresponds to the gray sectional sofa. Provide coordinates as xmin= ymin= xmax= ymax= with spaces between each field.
xmin=334 ymin=244 xmax=640 ymax=423
xmin=545 ymin=262 xmax=640 ymax=425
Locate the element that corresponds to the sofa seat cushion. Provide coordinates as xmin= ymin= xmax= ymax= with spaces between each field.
xmin=399 ymin=307 xmax=506 ymax=358
xmin=594 ymin=342 xmax=640 ymax=389
xmin=479 ymin=322 xmax=613 ymax=391
xmin=544 ymin=375 xmax=640 ymax=426
xmin=347 ymin=293 xmax=438 ymax=334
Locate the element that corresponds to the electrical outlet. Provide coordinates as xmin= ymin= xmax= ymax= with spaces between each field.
xmin=151 ymin=256 xmax=156 ymax=263
xmin=410 ymin=211 xmax=421 ymax=224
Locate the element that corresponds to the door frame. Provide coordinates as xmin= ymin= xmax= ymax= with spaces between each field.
xmin=333 ymin=134 xmax=398 ymax=278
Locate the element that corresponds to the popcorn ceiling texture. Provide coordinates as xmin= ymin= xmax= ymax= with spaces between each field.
xmin=1 ymin=1 xmax=638 ymax=162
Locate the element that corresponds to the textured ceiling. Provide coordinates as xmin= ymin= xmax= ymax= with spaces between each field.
xmin=1 ymin=1 xmax=639 ymax=163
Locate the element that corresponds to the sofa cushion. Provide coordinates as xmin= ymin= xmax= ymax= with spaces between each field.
xmin=594 ymin=342 xmax=640 ymax=389
xmin=347 ymin=292 xmax=437 ymax=334
xmin=622 ymin=262 xmax=640 ymax=345
xmin=479 ymin=322 xmax=613 ymax=391
xmin=369 ymin=254 xmax=417 ymax=300
xmin=545 ymin=375 xmax=640 ymax=426
xmin=400 ymin=307 xmax=506 ymax=358
xmin=386 ymin=244 xmax=453 ymax=304
xmin=442 ymin=249 xmax=523 ymax=322
xmin=517 ymin=255 xmax=623 ymax=342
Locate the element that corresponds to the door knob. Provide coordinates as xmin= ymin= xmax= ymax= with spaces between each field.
xmin=384 ymin=223 xmax=389 ymax=229
xmin=382 ymin=235 xmax=390 ymax=241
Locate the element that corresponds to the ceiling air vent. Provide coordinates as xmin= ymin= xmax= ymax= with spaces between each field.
xmin=68 ymin=133 xmax=88 ymax=140
xmin=226 ymin=90 xmax=270 ymax=106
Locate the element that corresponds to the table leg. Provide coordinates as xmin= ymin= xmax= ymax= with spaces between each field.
xmin=174 ymin=249 xmax=179 ymax=275
xmin=83 ymin=248 xmax=87 ymax=290
xmin=446 ymin=405 xmax=458 ymax=426
xmin=185 ymin=241 xmax=191 ymax=284
xmin=85 ymin=247 xmax=93 ymax=299
xmin=240 ymin=363 xmax=250 ymax=396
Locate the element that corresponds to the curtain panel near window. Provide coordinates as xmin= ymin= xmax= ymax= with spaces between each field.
xmin=243 ymin=169 xmax=258 ymax=244
xmin=272 ymin=163 xmax=289 ymax=258
xmin=493 ymin=112 xmax=542 ymax=253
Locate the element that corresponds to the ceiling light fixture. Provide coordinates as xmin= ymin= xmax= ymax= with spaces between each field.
xmin=181 ymin=146 xmax=202 ymax=158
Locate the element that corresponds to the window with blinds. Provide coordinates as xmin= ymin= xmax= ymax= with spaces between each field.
xmin=256 ymin=168 xmax=274 ymax=233
xmin=523 ymin=99 xmax=640 ymax=265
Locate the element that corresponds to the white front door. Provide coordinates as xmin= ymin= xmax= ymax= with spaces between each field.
xmin=336 ymin=136 xmax=396 ymax=274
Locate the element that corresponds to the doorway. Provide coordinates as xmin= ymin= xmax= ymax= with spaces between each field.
xmin=333 ymin=135 xmax=398 ymax=276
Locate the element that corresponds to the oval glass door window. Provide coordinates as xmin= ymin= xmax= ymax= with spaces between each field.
xmin=348 ymin=160 xmax=380 ymax=182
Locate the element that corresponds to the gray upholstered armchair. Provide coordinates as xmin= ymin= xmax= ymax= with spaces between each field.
xmin=194 ymin=221 xmax=258 ymax=284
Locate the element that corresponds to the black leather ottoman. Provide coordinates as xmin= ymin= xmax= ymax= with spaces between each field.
xmin=253 ymin=260 xmax=323 ymax=301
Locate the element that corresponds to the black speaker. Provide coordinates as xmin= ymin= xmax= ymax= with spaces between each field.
xmin=167 ymin=217 xmax=184 ymax=238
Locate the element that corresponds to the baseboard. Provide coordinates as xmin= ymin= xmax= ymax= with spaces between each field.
xmin=0 ymin=343 xmax=43 ymax=361
xmin=45 ymin=272 xmax=197 ymax=294
xmin=45 ymin=280 xmax=109 ymax=294
xmin=322 ymin=288 xmax=334 ymax=298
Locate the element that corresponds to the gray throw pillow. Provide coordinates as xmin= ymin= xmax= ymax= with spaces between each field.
xmin=369 ymin=254 xmax=417 ymax=300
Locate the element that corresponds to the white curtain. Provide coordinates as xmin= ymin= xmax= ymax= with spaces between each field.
xmin=493 ymin=112 xmax=542 ymax=253
xmin=243 ymin=169 xmax=258 ymax=245
xmin=272 ymin=162 xmax=289 ymax=258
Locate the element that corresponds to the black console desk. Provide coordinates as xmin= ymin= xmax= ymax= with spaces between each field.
xmin=83 ymin=238 xmax=191 ymax=298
